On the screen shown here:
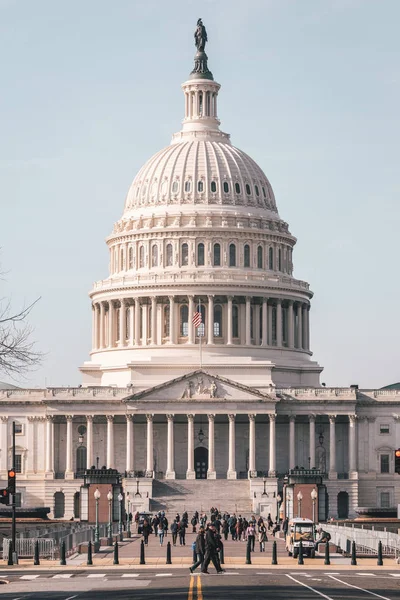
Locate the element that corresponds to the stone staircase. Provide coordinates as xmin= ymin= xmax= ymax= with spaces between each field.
xmin=150 ymin=479 xmax=253 ymax=517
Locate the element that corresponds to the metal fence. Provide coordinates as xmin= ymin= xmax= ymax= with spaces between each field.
xmin=3 ymin=538 xmax=55 ymax=560
xmin=324 ymin=524 xmax=400 ymax=558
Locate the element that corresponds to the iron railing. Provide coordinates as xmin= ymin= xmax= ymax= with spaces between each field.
xmin=324 ymin=523 xmax=400 ymax=557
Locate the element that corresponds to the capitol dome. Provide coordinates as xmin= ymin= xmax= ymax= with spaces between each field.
xmin=81 ymin=27 xmax=322 ymax=390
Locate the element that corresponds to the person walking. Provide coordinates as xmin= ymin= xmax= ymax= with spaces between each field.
xmin=179 ymin=520 xmax=187 ymax=546
xmin=191 ymin=514 xmax=198 ymax=533
xmin=202 ymin=524 xmax=224 ymax=574
xmin=258 ymin=524 xmax=267 ymax=552
xmin=190 ymin=526 xmax=205 ymax=573
xmin=170 ymin=520 xmax=178 ymax=546
xmin=221 ymin=518 xmax=229 ymax=541
xmin=157 ymin=522 xmax=164 ymax=546
xmin=246 ymin=522 xmax=256 ymax=552
xmin=142 ymin=519 xmax=150 ymax=546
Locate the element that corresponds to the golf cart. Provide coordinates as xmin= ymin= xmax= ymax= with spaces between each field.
xmin=285 ymin=517 xmax=316 ymax=558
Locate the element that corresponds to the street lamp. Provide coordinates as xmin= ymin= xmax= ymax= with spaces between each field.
xmin=107 ymin=490 xmax=113 ymax=543
xmin=311 ymin=488 xmax=318 ymax=524
xmin=262 ymin=477 xmax=268 ymax=497
xmin=118 ymin=492 xmax=123 ymax=541
xmin=94 ymin=487 xmax=101 ymax=547
xmin=276 ymin=493 xmax=282 ymax=522
xmin=126 ymin=492 xmax=131 ymax=538
xmin=297 ymin=490 xmax=303 ymax=518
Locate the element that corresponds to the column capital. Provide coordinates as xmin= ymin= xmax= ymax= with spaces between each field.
xmin=245 ymin=296 xmax=251 ymax=303
xmin=309 ymin=414 xmax=316 ymax=423
xmin=367 ymin=416 xmax=376 ymax=423
xmin=289 ymin=414 xmax=296 ymax=423
xmin=269 ymin=413 xmax=277 ymax=422
xmin=227 ymin=295 xmax=234 ymax=302
xmin=262 ymin=297 xmax=268 ymax=304
xmin=45 ymin=415 xmax=54 ymax=423
xmin=349 ymin=414 xmax=357 ymax=424
xmin=0 ymin=416 xmax=8 ymax=423
xmin=392 ymin=414 xmax=400 ymax=422
xmin=168 ymin=295 xmax=175 ymax=302
xmin=166 ymin=414 xmax=175 ymax=421
xmin=187 ymin=414 xmax=194 ymax=422
xmin=28 ymin=416 xmax=36 ymax=423
xmin=126 ymin=414 xmax=133 ymax=422
xmin=207 ymin=294 xmax=214 ymax=300
xmin=248 ymin=414 xmax=256 ymax=422
xmin=207 ymin=414 xmax=215 ymax=422
xmin=188 ymin=295 xmax=194 ymax=301
xmin=276 ymin=298 xmax=282 ymax=306
xmin=106 ymin=415 xmax=114 ymax=423
xmin=328 ymin=414 xmax=336 ymax=424
xmin=66 ymin=415 xmax=74 ymax=422
xmin=287 ymin=299 xmax=294 ymax=306
xmin=86 ymin=415 xmax=94 ymax=423
xmin=228 ymin=414 xmax=236 ymax=422
xmin=146 ymin=414 xmax=154 ymax=422
xmin=135 ymin=297 xmax=140 ymax=306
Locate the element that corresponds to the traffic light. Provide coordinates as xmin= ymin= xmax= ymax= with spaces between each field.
xmin=0 ymin=489 xmax=9 ymax=505
xmin=395 ymin=449 xmax=400 ymax=475
xmin=7 ymin=469 xmax=16 ymax=494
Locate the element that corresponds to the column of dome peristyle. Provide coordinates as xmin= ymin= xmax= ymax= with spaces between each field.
xmin=181 ymin=79 xmax=223 ymax=135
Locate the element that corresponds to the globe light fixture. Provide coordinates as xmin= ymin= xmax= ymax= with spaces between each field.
xmin=94 ymin=488 xmax=101 ymax=544
xmin=311 ymin=488 xmax=318 ymax=524
xmin=107 ymin=490 xmax=113 ymax=541
xmin=118 ymin=492 xmax=124 ymax=541
xmin=297 ymin=490 xmax=303 ymax=517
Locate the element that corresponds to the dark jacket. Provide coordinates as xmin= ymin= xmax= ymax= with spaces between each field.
xmin=195 ymin=532 xmax=205 ymax=555
xmin=205 ymin=528 xmax=217 ymax=552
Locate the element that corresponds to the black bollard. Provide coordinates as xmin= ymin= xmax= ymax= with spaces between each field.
xmin=377 ymin=540 xmax=383 ymax=566
xmin=351 ymin=540 xmax=357 ymax=566
xmin=272 ymin=540 xmax=278 ymax=565
xmin=113 ymin=541 xmax=119 ymax=565
xmin=87 ymin=540 xmax=93 ymax=566
xmin=324 ymin=541 xmax=330 ymax=565
xmin=140 ymin=539 xmax=145 ymax=565
xmin=7 ymin=544 xmax=13 ymax=566
xmin=220 ymin=542 xmax=225 ymax=565
xmin=246 ymin=539 xmax=252 ymax=565
xmin=60 ymin=540 xmax=66 ymax=566
xmin=33 ymin=540 xmax=40 ymax=566
xmin=166 ymin=541 xmax=172 ymax=565
xmin=298 ymin=540 xmax=304 ymax=565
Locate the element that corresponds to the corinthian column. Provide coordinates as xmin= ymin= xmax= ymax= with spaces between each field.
xmin=0 ymin=417 xmax=8 ymax=474
xmin=126 ymin=414 xmax=134 ymax=473
xmin=268 ymin=414 xmax=276 ymax=477
xmin=349 ymin=415 xmax=357 ymax=475
xmin=45 ymin=415 xmax=54 ymax=478
xmin=108 ymin=301 xmax=115 ymax=348
xmin=99 ymin=302 xmax=105 ymax=348
xmin=188 ymin=296 xmax=195 ymax=344
xmin=276 ymin=300 xmax=282 ymax=347
xmin=329 ymin=415 xmax=337 ymax=479
xmin=227 ymin=414 xmax=237 ymax=479
xmin=245 ymin=297 xmax=251 ymax=345
xmin=146 ymin=414 xmax=154 ymax=477
xmin=151 ymin=297 xmax=157 ymax=345
xmin=227 ymin=296 xmax=233 ymax=345
xmin=262 ymin=298 xmax=268 ymax=346
xmin=207 ymin=295 xmax=214 ymax=345
xmin=86 ymin=415 xmax=94 ymax=470
xmin=289 ymin=415 xmax=296 ymax=470
xmin=119 ymin=300 xmax=126 ymax=347
xmin=288 ymin=300 xmax=294 ymax=348
xmin=186 ymin=414 xmax=195 ymax=479
xmin=248 ymin=414 xmax=256 ymax=477
xmin=65 ymin=415 xmax=74 ymax=479
xmin=134 ymin=298 xmax=141 ymax=345
xmin=309 ymin=414 xmax=316 ymax=469
xmin=166 ymin=414 xmax=175 ymax=479
xmin=106 ymin=415 xmax=114 ymax=469
xmin=207 ymin=414 xmax=216 ymax=479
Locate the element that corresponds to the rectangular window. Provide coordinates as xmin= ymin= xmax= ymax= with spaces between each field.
xmin=380 ymin=492 xmax=390 ymax=508
xmin=14 ymin=424 xmax=23 ymax=434
xmin=14 ymin=493 xmax=22 ymax=508
xmin=380 ymin=454 xmax=390 ymax=473
xmin=380 ymin=424 xmax=390 ymax=434
xmin=15 ymin=455 xmax=22 ymax=474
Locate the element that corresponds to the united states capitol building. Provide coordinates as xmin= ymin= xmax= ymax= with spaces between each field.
xmin=1 ymin=22 xmax=399 ymax=522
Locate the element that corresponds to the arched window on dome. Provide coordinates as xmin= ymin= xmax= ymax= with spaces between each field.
xmin=199 ymin=92 xmax=203 ymax=116
xmin=278 ymin=248 xmax=282 ymax=271
xmin=185 ymin=180 xmax=191 ymax=193
xmin=197 ymin=243 xmax=205 ymax=266
xmin=198 ymin=180 xmax=204 ymax=193
xmin=232 ymin=305 xmax=239 ymax=338
xmin=262 ymin=186 xmax=267 ymax=198
xmin=210 ymin=181 xmax=217 ymax=193
xmin=206 ymin=91 xmax=211 ymax=116
xmin=181 ymin=243 xmax=189 ymax=266
xmin=255 ymin=185 xmax=260 ymax=197
xmin=180 ymin=305 xmax=188 ymax=337
xmin=128 ymin=247 xmax=134 ymax=270
xmin=257 ymin=246 xmax=263 ymax=269
xmin=151 ymin=244 xmax=158 ymax=267
xmin=268 ymin=247 xmax=274 ymax=270
xmin=139 ymin=246 xmax=145 ymax=269
xmin=120 ymin=247 xmax=124 ymax=271
xmin=245 ymin=183 xmax=251 ymax=195
xmin=166 ymin=243 xmax=173 ymax=267
xmin=235 ymin=182 xmax=241 ymax=194
xmin=244 ymin=244 xmax=250 ymax=268
xmin=229 ymin=243 xmax=236 ymax=267
xmin=172 ymin=181 xmax=179 ymax=194
xmin=164 ymin=305 xmax=170 ymax=338
xmin=213 ymin=243 xmax=221 ymax=266
xmin=214 ymin=305 xmax=222 ymax=337
xmin=223 ymin=181 xmax=229 ymax=194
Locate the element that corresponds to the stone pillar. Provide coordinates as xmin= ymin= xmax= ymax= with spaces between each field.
xmin=108 ymin=301 xmax=114 ymax=348
xmin=0 ymin=417 xmax=8 ymax=474
xmin=227 ymin=414 xmax=237 ymax=479
xmin=306 ymin=306 xmax=310 ymax=350
xmin=151 ymin=297 xmax=157 ymax=345
xmin=134 ymin=298 xmax=141 ymax=345
xmin=92 ymin=304 xmax=96 ymax=350
xmin=169 ymin=296 xmax=176 ymax=344
xmin=262 ymin=298 xmax=268 ymax=346
xmin=188 ymin=296 xmax=195 ymax=344
xmin=288 ymin=300 xmax=294 ymax=348
xmin=254 ymin=304 xmax=261 ymax=345
xmin=227 ymin=296 xmax=233 ymax=345
xmin=207 ymin=295 xmax=214 ymax=345
xmin=141 ymin=303 xmax=148 ymax=346
xmin=118 ymin=300 xmax=126 ymax=347
xmin=99 ymin=302 xmax=105 ymax=348
xmin=65 ymin=415 xmax=74 ymax=480
xmin=268 ymin=303 xmax=273 ymax=345
xmin=45 ymin=415 xmax=54 ymax=477
xmin=248 ymin=414 xmax=256 ymax=477
xmin=207 ymin=414 xmax=216 ymax=479
xmin=367 ymin=417 xmax=376 ymax=473
xmin=186 ymin=414 xmax=195 ymax=479
xmin=146 ymin=414 xmax=154 ymax=477
xmin=126 ymin=414 xmax=134 ymax=473
xmin=302 ymin=304 xmax=308 ymax=350
xmin=289 ymin=415 xmax=296 ymax=470
xmin=106 ymin=415 xmax=114 ymax=469
xmin=245 ymin=297 xmax=251 ymax=345
xmin=309 ymin=414 xmax=316 ymax=469
xmin=329 ymin=415 xmax=337 ymax=478
xmin=276 ymin=300 xmax=282 ymax=347
xmin=27 ymin=417 xmax=35 ymax=474
xmin=86 ymin=415 xmax=94 ymax=470
xmin=297 ymin=303 xmax=303 ymax=349
xmin=166 ymin=414 xmax=175 ymax=479
xmin=349 ymin=415 xmax=357 ymax=475
xmin=129 ymin=303 xmax=135 ymax=346
xmin=268 ymin=414 xmax=277 ymax=477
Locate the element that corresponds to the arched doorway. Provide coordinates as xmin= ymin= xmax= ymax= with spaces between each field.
xmin=74 ymin=492 xmax=80 ymax=519
xmin=54 ymin=492 xmax=65 ymax=519
xmin=337 ymin=491 xmax=349 ymax=519
xmin=194 ymin=447 xmax=208 ymax=479
xmin=76 ymin=446 xmax=87 ymax=475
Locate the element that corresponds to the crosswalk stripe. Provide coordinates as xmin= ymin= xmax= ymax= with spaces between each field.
xmin=20 ymin=575 xmax=40 ymax=579
xmin=87 ymin=574 xmax=106 ymax=578
xmin=155 ymin=573 xmax=172 ymax=577
xmin=390 ymin=574 xmax=400 ymax=577
xmin=53 ymin=573 xmax=73 ymax=578
xmin=357 ymin=573 xmax=375 ymax=576
xmin=122 ymin=574 xmax=140 ymax=577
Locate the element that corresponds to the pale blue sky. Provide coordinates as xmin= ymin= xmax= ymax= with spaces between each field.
xmin=1 ymin=0 xmax=399 ymax=388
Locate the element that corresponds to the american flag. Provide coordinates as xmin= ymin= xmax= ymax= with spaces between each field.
xmin=192 ymin=311 xmax=202 ymax=328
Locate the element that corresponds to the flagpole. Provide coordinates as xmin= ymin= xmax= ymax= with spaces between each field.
xmin=199 ymin=299 xmax=202 ymax=369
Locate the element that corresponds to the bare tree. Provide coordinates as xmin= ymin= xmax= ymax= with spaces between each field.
xmin=0 ymin=297 xmax=43 ymax=377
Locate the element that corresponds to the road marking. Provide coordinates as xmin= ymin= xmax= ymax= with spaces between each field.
xmin=65 ymin=596 xmax=78 ymax=600
xmin=328 ymin=575 xmax=393 ymax=600
xmin=358 ymin=573 xmax=376 ymax=576
xmin=256 ymin=572 xmax=272 ymax=575
xmin=20 ymin=574 xmax=40 ymax=579
xmin=390 ymin=574 xmax=400 ymax=577
xmin=0 ymin=575 xmax=8 ymax=578
xmin=197 ymin=574 xmax=203 ymax=600
xmin=324 ymin=572 xmax=340 ymax=574
xmin=286 ymin=574 xmax=335 ymax=600
xmin=53 ymin=574 xmax=74 ymax=578
xmin=188 ymin=574 xmax=194 ymax=600
xmin=87 ymin=573 xmax=106 ymax=578
xmin=312 ymin=579 xmax=322 ymax=581
xmin=122 ymin=573 xmax=140 ymax=577
xmin=155 ymin=573 xmax=172 ymax=577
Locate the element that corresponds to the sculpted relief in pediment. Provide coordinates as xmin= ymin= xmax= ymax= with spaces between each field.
xmin=180 ymin=376 xmax=220 ymax=400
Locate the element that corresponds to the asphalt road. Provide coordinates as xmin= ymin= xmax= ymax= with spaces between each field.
xmin=1 ymin=569 xmax=400 ymax=599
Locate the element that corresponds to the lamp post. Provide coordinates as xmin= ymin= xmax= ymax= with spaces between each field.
xmin=118 ymin=492 xmax=123 ymax=541
xmin=276 ymin=493 xmax=282 ymax=522
xmin=311 ymin=488 xmax=318 ymax=525
xmin=126 ymin=492 xmax=131 ymax=538
xmin=297 ymin=490 xmax=303 ymax=518
xmin=94 ymin=487 xmax=101 ymax=549
xmin=262 ymin=477 xmax=268 ymax=497
xmin=107 ymin=490 xmax=113 ymax=543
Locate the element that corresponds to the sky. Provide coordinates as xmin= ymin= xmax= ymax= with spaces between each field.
xmin=0 ymin=0 xmax=399 ymax=389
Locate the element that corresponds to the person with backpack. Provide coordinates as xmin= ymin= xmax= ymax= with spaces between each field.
xmin=191 ymin=514 xmax=198 ymax=533
xmin=258 ymin=523 xmax=267 ymax=552
xmin=202 ymin=524 xmax=224 ymax=574
xmin=142 ymin=518 xmax=150 ymax=546
xmin=246 ymin=522 xmax=256 ymax=552
xmin=170 ymin=520 xmax=178 ymax=546
xmin=179 ymin=520 xmax=187 ymax=546
xmin=189 ymin=526 xmax=205 ymax=573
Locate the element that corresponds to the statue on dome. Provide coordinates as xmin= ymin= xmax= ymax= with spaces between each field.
xmin=194 ymin=18 xmax=208 ymax=52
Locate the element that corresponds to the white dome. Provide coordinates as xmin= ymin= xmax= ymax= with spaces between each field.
xmin=123 ymin=139 xmax=278 ymax=218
